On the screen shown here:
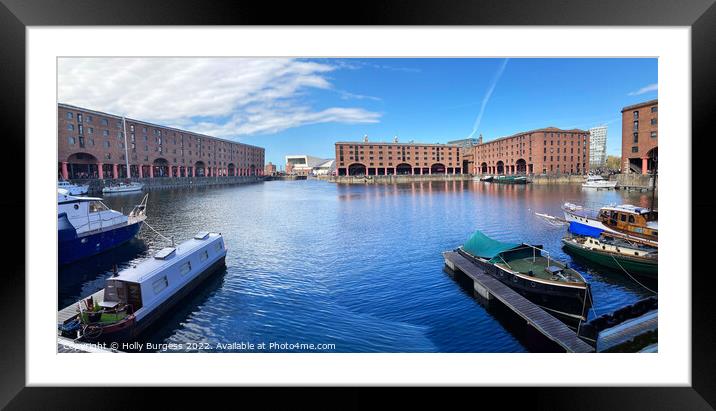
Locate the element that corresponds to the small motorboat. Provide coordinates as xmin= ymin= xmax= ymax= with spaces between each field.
xmin=58 ymin=180 xmax=89 ymax=195
xmin=452 ymin=230 xmax=591 ymax=324
xmin=102 ymin=182 xmax=144 ymax=194
xmin=479 ymin=175 xmax=493 ymax=182
xmin=582 ymin=175 xmax=617 ymax=189
xmin=58 ymin=232 xmax=227 ymax=342
xmin=58 ymin=190 xmax=147 ymax=265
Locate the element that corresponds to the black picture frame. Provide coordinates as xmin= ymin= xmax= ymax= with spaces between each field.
xmin=2 ymin=0 xmax=714 ymax=408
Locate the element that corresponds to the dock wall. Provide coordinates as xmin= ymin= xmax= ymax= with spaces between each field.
xmin=616 ymin=174 xmax=657 ymax=191
xmin=329 ymin=174 xmax=472 ymax=184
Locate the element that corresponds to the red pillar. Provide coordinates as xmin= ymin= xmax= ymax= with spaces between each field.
xmin=97 ymin=162 xmax=104 ymax=179
xmin=113 ymin=163 xmax=118 ymax=179
xmin=139 ymin=165 xmax=143 ymax=178
xmin=149 ymin=165 xmax=154 ymax=178
xmin=192 ymin=167 xmax=196 ymax=177
xmin=61 ymin=162 xmax=69 ymax=180
xmin=641 ymin=157 xmax=648 ymax=175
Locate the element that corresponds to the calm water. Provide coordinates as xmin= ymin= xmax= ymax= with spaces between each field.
xmin=59 ymin=180 xmax=657 ymax=352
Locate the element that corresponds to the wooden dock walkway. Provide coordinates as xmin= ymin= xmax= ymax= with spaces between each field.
xmin=57 ymin=289 xmax=105 ymax=325
xmin=443 ymin=251 xmax=594 ymax=353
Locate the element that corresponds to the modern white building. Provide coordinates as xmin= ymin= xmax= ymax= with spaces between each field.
xmin=285 ymin=155 xmax=335 ymax=176
xmin=588 ymin=126 xmax=608 ymax=168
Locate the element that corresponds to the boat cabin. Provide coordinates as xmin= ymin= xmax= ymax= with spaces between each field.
xmin=57 ymin=190 xmax=128 ymax=235
xmin=101 ymin=232 xmax=226 ymax=321
xmin=598 ymin=205 xmax=658 ymax=240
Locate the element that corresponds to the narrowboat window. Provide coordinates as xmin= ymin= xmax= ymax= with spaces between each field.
xmin=153 ymin=276 xmax=168 ymax=294
xmin=180 ymin=261 xmax=192 ymax=275
xmin=200 ymin=250 xmax=209 ymax=262
xmin=628 ymin=215 xmax=635 ymax=223
xmin=620 ymin=214 xmax=627 ymax=222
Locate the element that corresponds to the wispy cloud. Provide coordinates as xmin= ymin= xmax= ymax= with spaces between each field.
xmin=333 ymin=59 xmax=422 ymax=73
xmin=628 ymin=83 xmax=658 ymax=96
xmin=468 ymin=58 xmax=509 ymax=138
xmin=336 ymin=90 xmax=382 ymax=101
xmin=58 ymin=58 xmax=381 ymax=139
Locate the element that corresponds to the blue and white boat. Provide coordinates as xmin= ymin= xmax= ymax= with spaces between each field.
xmin=57 ymin=189 xmax=148 ymax=265
xmin=562 ymin=202 xmax=658 ymax=247
xmin=58 ymin=232 xmax=227 ymax=342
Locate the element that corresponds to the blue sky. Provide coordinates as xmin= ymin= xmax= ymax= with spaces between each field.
xmin=59 ymin=58 xmax=657 ymax=168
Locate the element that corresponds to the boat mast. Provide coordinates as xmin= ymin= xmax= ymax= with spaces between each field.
xmin=122 ymin=117 xmax=131 ymax=179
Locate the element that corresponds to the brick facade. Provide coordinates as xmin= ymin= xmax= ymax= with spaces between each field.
xmin=58 ymin=104 xmax=265 ymax=179
xmin=334 ymin=141 xmax=462 ymax=175
xmin=620 ymin=99 xmax=658 ymax=174
xmin=471 ymin=127 xmax=590 ymax=176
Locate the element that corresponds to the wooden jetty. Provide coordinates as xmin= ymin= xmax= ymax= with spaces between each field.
xmin=57 ymin=289 xmax=105 ymax=326
xmin=443 ymin=251 xmax=594 ymax=353
xmin=597 ymin=309 xmax=658 ymax=352
xmin=57 ymin=289 xmax=121 ymax=353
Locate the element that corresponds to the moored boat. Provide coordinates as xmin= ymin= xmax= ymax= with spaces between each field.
xmin=58 ymin=232 xmax=227 ymax=342
xmin=493 ymin=175 xmax=529 ymax=184
xmin=102 ymin=181 xmax=144 ymax=194
xmin=58 ymin=190 xmax=147 ymax=265
xmin=562 ymin=202 xmax=658 ymax=246
xmin=58 ymin=180 xmax=89 ymax=195
xmin=454 ymin=230 xmax=591 ymax=325
xmin=479 ymin=175 xmax=493 ymax=182
xmin=561 ymin=234 xmax=658 ymax=278
xmin=581 ymin=175 xmax=618 ymax=189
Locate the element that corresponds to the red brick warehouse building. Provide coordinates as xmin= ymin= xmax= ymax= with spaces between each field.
xmin=471 ymin=127 xmax=590 ymax=176
xmin=621 ymin=99 xmax=657 ymax=174
xmin=58 ymin=103 xmax=265 ymax=180
xmin=335 ymin=138 xmax=463 ymax=176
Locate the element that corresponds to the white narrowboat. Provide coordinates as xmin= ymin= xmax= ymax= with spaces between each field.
xmin=59 ymin=232 xmax=227 ymax=342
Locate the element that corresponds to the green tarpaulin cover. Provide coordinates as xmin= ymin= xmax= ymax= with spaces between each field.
xmin=462 ymin=230 xmax=520 ymax=259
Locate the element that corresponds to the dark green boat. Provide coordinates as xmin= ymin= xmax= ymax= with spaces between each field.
xmin=561 ymin=235 xmax=658 ymax=278
xmin=456 ymin=230 xmax=591 ymax=325
xmin=493 ymin=175 xmax=529 ymax=184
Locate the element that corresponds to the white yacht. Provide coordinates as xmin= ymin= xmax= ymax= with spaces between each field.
xmin=582 ymin=175 xmax=617 ymax=189
xmin=102 ymin=182 xmax=144 ymax=194
xmin=57 ymin=180 xmax=89 ymax=195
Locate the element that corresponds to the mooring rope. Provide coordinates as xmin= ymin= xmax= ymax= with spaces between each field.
xmin=610 ymin=254 xmax=657 ymax=295
xmin=141 ymin=220 xmax=173 ymax=244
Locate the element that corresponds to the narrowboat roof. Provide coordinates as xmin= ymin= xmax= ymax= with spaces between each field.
xmin=111 ymin=232 xmax=222 ymax=284
xmin=462 ymin=230 xmax=521 ymax=259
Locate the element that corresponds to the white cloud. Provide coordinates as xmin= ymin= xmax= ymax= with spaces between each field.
xmin=628 ymin=83 xmax=658 ymax=96
xmin=58 ymin=58 xmax=381 ymax=138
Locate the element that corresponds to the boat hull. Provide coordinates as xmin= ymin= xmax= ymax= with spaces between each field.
xmin=58 ymin=220 xmax=143 ymax=265
xmin=561 ymin=239 xmax=657 ymax=278
xmin=79 ymin=255 xmax=226 ymax=343
xmin=457 ymin=249 xmax=590 ymax=325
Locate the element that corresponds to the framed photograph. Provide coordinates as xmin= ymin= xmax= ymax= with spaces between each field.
xmin=3 ymin=0 xmax=714 ymax=408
